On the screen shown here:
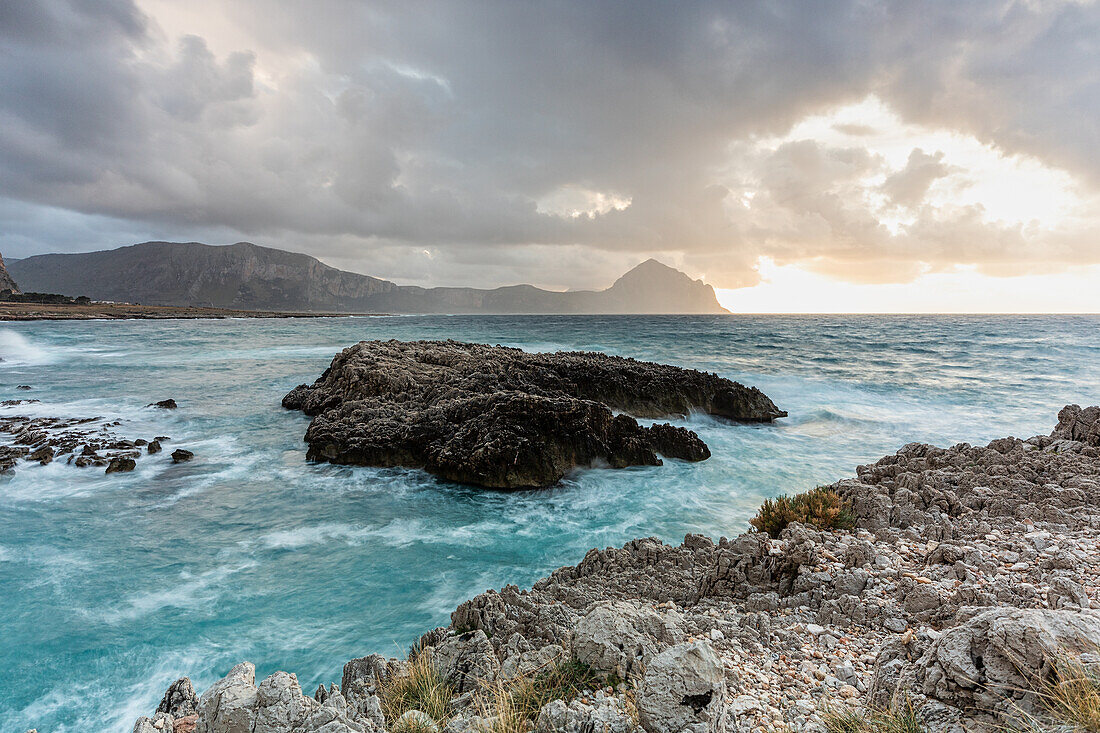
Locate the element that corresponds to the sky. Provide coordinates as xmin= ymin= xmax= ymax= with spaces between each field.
xmin=1 ymin=1 xmax=1098 ymax=312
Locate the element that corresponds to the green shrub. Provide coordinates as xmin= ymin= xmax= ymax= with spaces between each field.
xmin=508 ymin=659 xmax=611 ymax=721
xmin=750 ymin=487 xmax=856 ymax=538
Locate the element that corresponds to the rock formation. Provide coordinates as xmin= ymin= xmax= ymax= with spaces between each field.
xmin=0 ymin=405 xmax=185 ymax=474
xmin=9 ymin=242 xmax=729 ymax=314
xmin=0 ymin=252 xmax=19 ymax=293
xmin=129 ymin=405 xmax=1100 ymax=733
xmin=283 ymin=340 xmax=785 ymax=488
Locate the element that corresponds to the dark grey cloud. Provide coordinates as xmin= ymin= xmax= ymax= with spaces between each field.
xmin=0 ymin=0 xmax=1098 ymax=289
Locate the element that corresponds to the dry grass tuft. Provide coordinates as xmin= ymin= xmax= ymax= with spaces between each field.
xmin=821 ymin=700 xmax=924 ymax=733
xmin=380 ymin=652 xmax=455 ymax=727
xmin=750 ymin=487 xmax=856 ymax=538
xmin=1031 ymin=650 xmax=1100 ymax=732
xmin=473 ymin=678 xmax=532 ymax=733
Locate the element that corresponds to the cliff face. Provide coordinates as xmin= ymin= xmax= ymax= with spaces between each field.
xmin=8 ymin=243 xmax=730 ymax=314
xmin=0 ymin=252 xmax=19 ymax=293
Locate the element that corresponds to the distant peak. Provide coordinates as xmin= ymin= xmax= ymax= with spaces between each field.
xmin=629 ymin=258 xmax=676 ymax=272
xmin=615 ymin=258 xmax=693 ymax=285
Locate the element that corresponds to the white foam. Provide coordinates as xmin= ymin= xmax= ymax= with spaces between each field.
xmin=99 ymin=560 xmax=258 ymax=624
xmin=0 ymin=329 xmax=56 ymax=366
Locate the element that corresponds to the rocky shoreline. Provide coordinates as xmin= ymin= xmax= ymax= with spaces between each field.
xmin=0 ymin=399 xmax=189 ymax=474
xmin=283 ymin=340 xmax=785 ymax=488
xmin=118 ymin=404 xmax=1100 ymax=733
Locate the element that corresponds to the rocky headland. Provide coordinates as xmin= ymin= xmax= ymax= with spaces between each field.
xmin=282 ymin=340 xmax=785 ymax=488
xmin=128 ymin=404 xmax=1100 ymax=733
xmin=10 ymin=242 xmax=729 ymax=315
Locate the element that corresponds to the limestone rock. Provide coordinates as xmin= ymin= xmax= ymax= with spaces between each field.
xmin=573 ymin=601 xmax=683 ymax=678
xmin=254 ymin=671 xmax=318 ymax=732
xmin=637 ymin=641 xmax=726 ymax=733
xmin=535 ymin=696 xmax=637 ymax=733
xmin=908 ymin=607 xmax=1100 ymax=715
xmin=291 ymin=690 xmax=369 ymax=733
xmin=429 ymin=629 xmax=500 ymax=694
xmin=1051 ymin=404 xmax=1100 ymax=446
xmin=133 ymin=713 xmax=174 ymax=733
xmin=196 ymin=662 xmax=258 ymax=733
xmin=393 ymin=710 xmax=440 ymax=733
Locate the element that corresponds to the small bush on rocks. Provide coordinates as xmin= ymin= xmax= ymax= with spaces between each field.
xmin=508 ymin=659 xmax=610 ymax=721
xmin=750 ymin=487 xmax=856 ymax=538
xmin=381 ymin=652 xmax=455 ymax=728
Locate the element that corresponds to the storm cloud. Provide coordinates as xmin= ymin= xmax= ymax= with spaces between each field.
xmin=1 ymin=0 xmax=1098 ymax=289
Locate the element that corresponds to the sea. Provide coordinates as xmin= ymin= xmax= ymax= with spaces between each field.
xmin=0 ymin=314 xmax=1097 ymax=731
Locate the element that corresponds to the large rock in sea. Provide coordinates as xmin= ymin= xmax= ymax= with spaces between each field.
xmin=282 ymin=340 xmax=785 ymax=488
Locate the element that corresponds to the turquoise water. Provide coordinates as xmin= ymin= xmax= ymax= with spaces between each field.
xmin=1 ymin=314 xmax=1097 ymax=731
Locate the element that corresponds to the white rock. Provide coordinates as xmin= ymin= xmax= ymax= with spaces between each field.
xmin=638 ymin=641 xmax=726 ymax=733
xmin=196 ymin=662 xmax=258 ymax=733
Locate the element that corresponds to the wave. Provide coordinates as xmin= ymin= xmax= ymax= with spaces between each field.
xmin=0 ymin=329 xmax=56 ymax=366
xmin=256 ymin=516 xmax=515 ymax=552
xmin=98 ymin=560 xmax=259 ymax=625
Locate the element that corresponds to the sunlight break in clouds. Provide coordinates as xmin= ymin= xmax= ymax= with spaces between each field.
xmin=713 ymin=97 xmax=1100 ymax=311
xmin=718 ymin=258 xmax=1100 ymax=314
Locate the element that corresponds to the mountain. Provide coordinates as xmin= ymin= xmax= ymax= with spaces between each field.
xmin=0 ymin=253 xmax=20 ymax=293
xmin=8 ymin=242 xmax=729 ymax=314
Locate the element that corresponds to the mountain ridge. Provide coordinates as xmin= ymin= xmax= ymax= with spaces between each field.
xmin=8 ymin=242 xmax=729 ymax=314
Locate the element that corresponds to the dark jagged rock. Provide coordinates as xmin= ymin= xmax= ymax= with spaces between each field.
xmin=1051 ymin=402 xmax=1100 ymax=445
xmin=171 ymin=449 xmax=194 ymax=463
xmin=283 ymin=340 xmax=783 ymax=488
xmin=0 ymin=413 xmax=170 ymax=475
xmin=105 ymin=457 xmax=136 ymax=473
xmin=28 ymin=446 xmax=54 ymax=464
xmin=157 ymin=677 xmax=199 ymax=718
xmin=147 ymin=440 xmax=162 ymax=454
xmin=149 ymin=399 xmax=178 ymax=409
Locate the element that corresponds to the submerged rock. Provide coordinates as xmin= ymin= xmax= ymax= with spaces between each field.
xmin=282 ymin=340 xmax=784 ymax=488
xmin=0 ymin=413 xmax=165 ymax=475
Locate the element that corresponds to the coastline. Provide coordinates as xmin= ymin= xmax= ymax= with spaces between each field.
xmin=125 ymin=404 xmax=1100 ymax=733
xmin=0 ymin=302 xmax=387 ymax=321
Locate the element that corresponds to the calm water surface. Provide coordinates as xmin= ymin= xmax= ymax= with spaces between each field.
xmin=1 ymin=314 xmax=1097 ymax=731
